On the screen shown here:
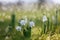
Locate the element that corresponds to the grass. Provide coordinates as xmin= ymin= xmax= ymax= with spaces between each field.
xmin=0 ymin=8 xmax=60 ymax=40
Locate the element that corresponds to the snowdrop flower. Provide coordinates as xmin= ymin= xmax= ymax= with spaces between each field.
xmin=29 ymin=21 xmax=35 ymax=27
xmin=15 ymin=26 xmax=21 ymax=31
xmin=42 ymin=15 xmax=47 ymax=22
xmin=20 ymin=20 xmax=27 ymax=26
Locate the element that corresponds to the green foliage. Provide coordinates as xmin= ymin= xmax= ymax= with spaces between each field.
xmin=23 ymin=27 xmax=31 ymax=38
xmin=11 ymin=14 xmax=15 ymax=28
xmin=0 ymin=8 xmax=60 ymax=40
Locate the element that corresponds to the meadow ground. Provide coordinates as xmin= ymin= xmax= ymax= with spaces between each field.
xmin=0 ymin=9 xmax=60 ymax=40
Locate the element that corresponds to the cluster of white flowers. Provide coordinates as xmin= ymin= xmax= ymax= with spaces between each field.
xmin=42 ymin=15 xmax=47 ymax=22
xmin=29 ymin=21 xmax=35 ymax=27
xmin=19 ymin=19 xmax=35 ymax=28
xmin=15 ymin=26 xmax=21 ymax=31
xmin=18 ymin=16 xmax=35 ymax=31
xmin=20 ymin=20 xmax=27 ymax=26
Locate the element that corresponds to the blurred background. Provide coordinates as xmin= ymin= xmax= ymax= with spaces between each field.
xmin=0 ymin=0 xmax=60 ymax=40
xmin=0 ymin=0 xmax=60 ymax=11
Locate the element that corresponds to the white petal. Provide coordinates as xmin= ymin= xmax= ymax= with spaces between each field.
xmin=16 ymin=26 xmax=21 ymax=31
xmin=29 ymin=21 xmax=35 ymax=27
xmin=43 ymin=16 xmax=47 ymax=22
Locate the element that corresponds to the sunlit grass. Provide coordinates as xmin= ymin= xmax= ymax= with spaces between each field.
xmin=0 ymin=8 xmax=60 ymax=40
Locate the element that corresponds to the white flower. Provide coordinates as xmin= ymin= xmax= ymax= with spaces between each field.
xmin=42 ymin=15 xmax=47 ymax=22
xmin=20 ymin=20 xmax=27 ymax=26
xmin=29 ymin=21 xmax=35 ymax=27
xmin=15 ymin=26 xmax=21 ymax=31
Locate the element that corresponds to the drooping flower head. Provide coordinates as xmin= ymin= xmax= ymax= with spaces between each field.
xmin=20 ymin=19 xmax=27 ymax=26
xmin=42 ymin=15 xmax=47 ymax=22
xmin=29 ymin=21 xmax=35 ymax=27
xmin=15 ymin=26 xmax=21 ymax=31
